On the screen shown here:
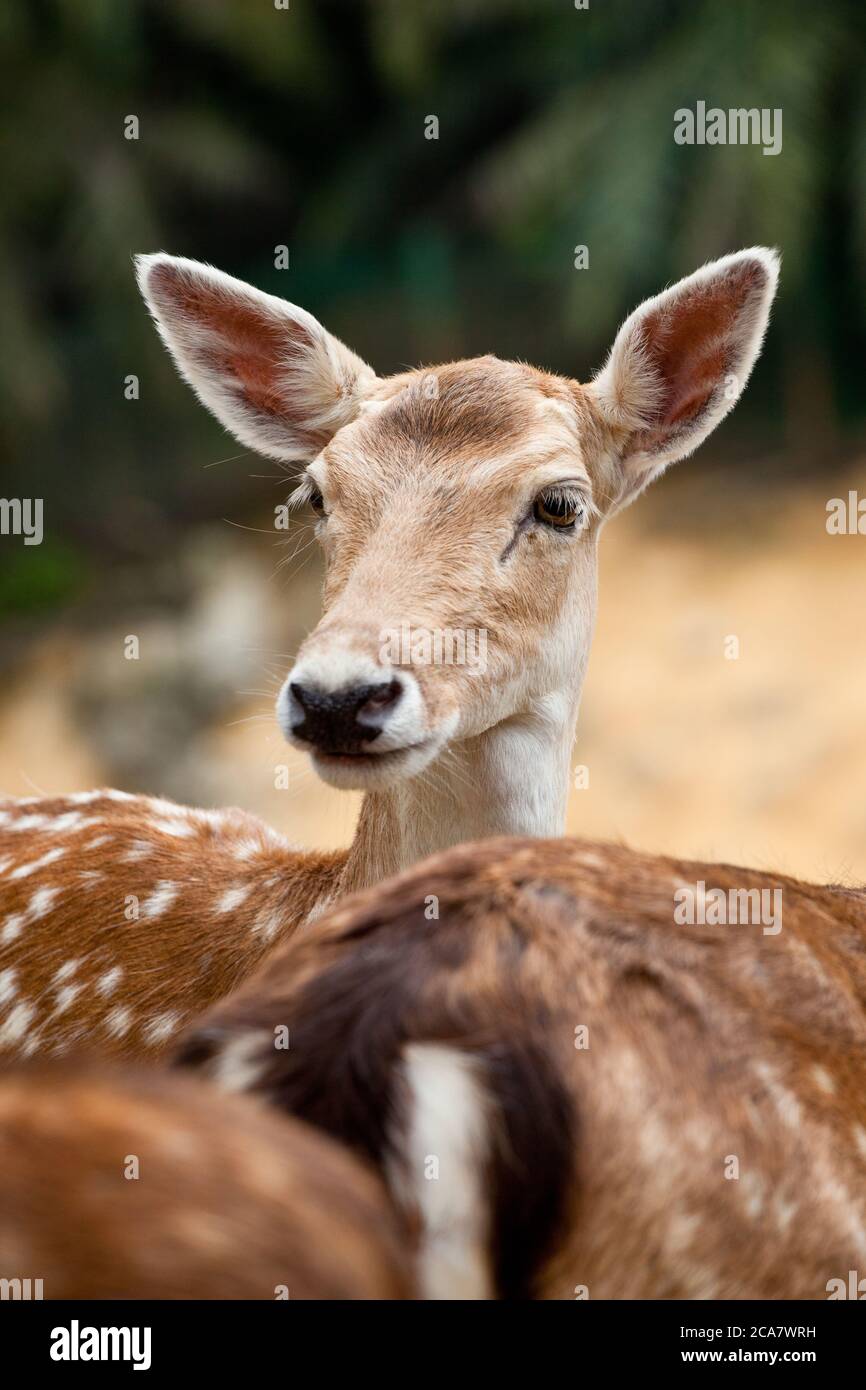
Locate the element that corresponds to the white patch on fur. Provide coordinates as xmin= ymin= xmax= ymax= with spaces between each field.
xmin=52 ymin=984 xmax=81 ymax=1017
xmin=52 ymin=959 xmax=79 ymax=984
xmin=6 ymin=813 xmax=51 ymax=833
xmin=9 ymin=846 xmax=66 ymax=879
xmin=83 ymin=834 xmax=112 ymax=850
xmin=105 ymin=1006 xmax=133 ymax=1038
xmin=209 ymin=1033 xmax=270 ymax=1093
xmin=215 ymin=884 xmax=252 ymax=913
xmin=2 ymin=887 xmax=62 ymax=945
xmin=47 ymin=811 xmax=101 ymax=834
xmin=251 ymin=907 xmax=283 ymax=942
xmin=143 ymin=1012 xmax=181 ymax=1045
xmin=141 ymin=881 xmax=179 ymax=919
xmin=390 ymin=1043 xmax=493 ymax=1300
xmin=812 ymin=1064 xmax=836 ymax=1095
xmin=1 ymin=916 xmax=24 ymax=944
xmin=28 ymin=886 xmax=60 ymax=919
xmin=0 ymin=1001 xmax=35 ymax=1046
xmin=122 ymin=840 xmax=153 ymax=862
xmin=97 ymin=966 xmax=123 ymax=996
xmin=234 ymin=837 xmax=264 ymax=862
xmin=151 ymin=817 xmax=195 ymax=839
xmin=0 ymin=968 xmax=17 ymax=1006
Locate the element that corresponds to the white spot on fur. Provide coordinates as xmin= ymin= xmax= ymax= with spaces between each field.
xmin=209 ymin=1033 xmax=270 ymax=1093
xmin=0 ymin=968 xmax=18 ymax=1007
xmin=391 ymin=1043 xmax=493 ymax=1300
xmin=97 ymin=966 xmax=123 ymax=996
xmin=5 ymin=813 xmax=51 ymax=833
xmin=10 ymin=846 xmax=66 ymax=880
xmin=52 ymin=984 xmax=81 ymax=1017
xmin=83 ymin=834 xmax=112 ymax=850
xmin=251 ymin=908 xmax=282 ymax=942
xmin=812 ymin=1065 xmax=836 ymax=1095
xmin=0 ymin=1001 xmax=35 ymax=1046
xmin=28 ymin=886 xmax=60 ymax=919
xmin=151 ymin=817 xmax=195 ymax=839
xmin=1 ymin=915 xmax=24 ymax=944
xmin=105 ymin=1006 xmax=132 ymax=1037
xmin=47 ymin=811 xmax=101 ymax=834
xmin=754 ymin=1061 xmax=802 ymax=1129
xmin=215 ymin=884 xmax=252 ymax=913
xmin=234 ymin=837 xmax=263 ymax=862
xmin=52 ymin=959 xmax=79 ymax=984
xmin=122 ymin=841 xmax=153 ymax=862
xmin=740 ymin=1172 xmax=766 ymax=1219
xmin=141 ymin=881 xmax=179 ymax=919
xmin=143 ymin=1012 xmax=181 ymax=1045
xmin=773 ymin=1194 xmax=797 ymax=1231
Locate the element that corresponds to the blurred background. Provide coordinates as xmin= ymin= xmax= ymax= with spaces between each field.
xmin=0 ymin=0 xmax=864 ymax=883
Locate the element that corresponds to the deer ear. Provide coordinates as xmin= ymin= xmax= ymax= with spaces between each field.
xmin=589 ymin=248 xmax=779 ymax=505
xmin=135 ymin=254 xmax=378 ymax=462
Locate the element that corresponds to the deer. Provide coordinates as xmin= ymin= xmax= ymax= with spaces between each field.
xmin=0 ymin=1062 xmax=412 ymax=1299
xmin=173 ymin=834 xmax=866 ymax=1301
xmin=0 ymin=247 xmax=779 ymax=1060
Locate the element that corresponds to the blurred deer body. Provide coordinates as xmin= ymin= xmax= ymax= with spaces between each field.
xmin=178 ymin=837 xmax=866 ymax=1301
xmin=0 ymin=1065 xmax=411 ymax=1299
xmin=0 ymin=249 xmax=779 ymax=1058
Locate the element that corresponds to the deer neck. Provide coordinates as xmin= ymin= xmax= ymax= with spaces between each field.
xmin=338 ymin=691 xmax=578 ymax=893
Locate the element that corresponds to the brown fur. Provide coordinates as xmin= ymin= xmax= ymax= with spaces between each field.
xmin=0 ymin=1064 xmax=412 ymax=1299
xmin=176 ymin=836 xmax=866 ymax=1299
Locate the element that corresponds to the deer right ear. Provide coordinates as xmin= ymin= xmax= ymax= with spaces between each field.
xmin=135 ymin=254 xmax=378 ymax=462
xmin=588 ymin=248 xmax=780 ymax=508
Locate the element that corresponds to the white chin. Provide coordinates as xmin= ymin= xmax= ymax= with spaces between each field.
xmin=309 ymin=737 xmax=442 ymax=790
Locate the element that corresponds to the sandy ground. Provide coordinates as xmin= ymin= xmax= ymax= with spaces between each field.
xmin=1 ymin=469 xmax=864 ymax=886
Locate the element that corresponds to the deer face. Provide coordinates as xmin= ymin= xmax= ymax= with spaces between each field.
xmin=138 ymin=249 xmax=778 ymax=790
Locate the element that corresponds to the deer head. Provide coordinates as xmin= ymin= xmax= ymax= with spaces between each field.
xmin=137 ymin=250 xmax=779 ymax=798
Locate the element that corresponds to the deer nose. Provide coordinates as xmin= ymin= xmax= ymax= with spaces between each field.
xmin=288 ymin=678 xmax=404 ymax=754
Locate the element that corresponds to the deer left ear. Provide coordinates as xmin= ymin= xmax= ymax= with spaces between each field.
xmin=589 ymin=248 xmax=780 ymax=506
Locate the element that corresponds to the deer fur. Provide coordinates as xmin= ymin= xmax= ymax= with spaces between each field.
xmin=0 ymin=249 xmax=779 ymax=1058
xmin=175 ymin=836 xmax=866 ymax=1300
xmin=0 ymin=1063 xmax=411 ymax=1299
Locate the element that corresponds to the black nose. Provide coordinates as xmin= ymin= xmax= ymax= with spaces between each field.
xmin=289 ymin=679 xmax=403 ymax=754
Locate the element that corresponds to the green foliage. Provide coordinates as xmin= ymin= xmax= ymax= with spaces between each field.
xmin=0 ymin=540 xmax=87 ymax=616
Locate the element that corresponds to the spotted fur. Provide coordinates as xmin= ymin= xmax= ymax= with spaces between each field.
xmin=176 ymin=835 xmax=866 ymax=1300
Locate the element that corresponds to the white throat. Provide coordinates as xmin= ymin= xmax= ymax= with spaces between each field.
xmin=340 ymin=691 xmax=578 ymax=892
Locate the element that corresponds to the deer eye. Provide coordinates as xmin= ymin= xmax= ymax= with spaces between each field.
xmin=308 ymin=485 xmax=326 ymax=516
xmin=533 ymin=488 xmax=584 ymax=530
